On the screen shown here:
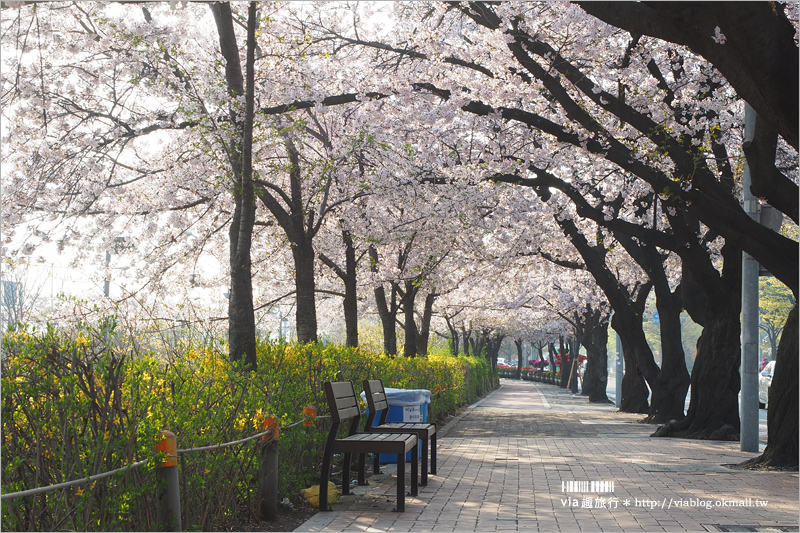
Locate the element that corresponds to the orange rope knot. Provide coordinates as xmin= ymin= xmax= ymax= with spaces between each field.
xmin=302 ymin=405 xmax=317 ymax=427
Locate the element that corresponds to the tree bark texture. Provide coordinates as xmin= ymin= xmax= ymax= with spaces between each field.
xmin=402 ymin=280 xmax=418 ymax=358
xmin=211 ymin=2 xmax=257 ymax=369
xmin=653 ymin=243 xmax=743 ymax=440
xmin=416 ymin=291 xmax=436 ymax=356
xmin=579 ymin=312 xmax=611 ymax=403
xmin=318 ymin=230 xmax=359 ymax=347
xmin=615 ymin=231 xmax=690 ymax=422
xmin=369 ymin=245 xmax=398 ymax=355
xmin=741 ymin=304 xmax=798 ymax=469
xmin=292 ymin=237 xmax=318 ymax=344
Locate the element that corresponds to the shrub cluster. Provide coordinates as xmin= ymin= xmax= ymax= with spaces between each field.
xmin=1 ymin=319 xmax=492 ymax=531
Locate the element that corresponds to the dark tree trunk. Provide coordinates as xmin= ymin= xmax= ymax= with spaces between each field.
xmin=416 ymin=291 xmax=436 ymax=356
xmin=741 ymin=304 xmax=798 ymax=469
xmin=376 ymin=284 xmax=397 ymax=356
xmin=555 ymin=218 xmax=665 ymax=413
xmin=342 ymin=231 xmax=359 ymax=347
xmin=445 ymin=315 xmax=459 ymax=355
xmin=293 ymin=237 xmax=318 ymax=344
xmin=654 ymin=243 xmax=742 ymax=440
xmin=612 ymin=309 xmax=650 ymax=414
xmin=547 ymin=342 xmax=557 ymax=376
xmin=514 ymin=338 xmax=523 ymax=379
xmin=559 ymin=336 xmax=571 ymax=389
xmin=647 ymin=281 xmax=689 ymax=422
xmin=618 ymin=341 xmax=650 ymax=414
xmin=402 ymin=280 xmax=418 ymax=358
xmin=318 ymin=235 xmax=359 ymax=347
xmin=211 ymin=2 xmax=257 ymax=369
xmin=369 ymin=245 xmax=398 ymax=355
xmin=615 ymin=231 xmax=690 ymax=422
xmin=579 ymin=311 xmax=611 ymax=403
xmin=462 ymin=326 xmax=471 ymax=357
xmin=568 ymin=337 xmax=580 ymax=393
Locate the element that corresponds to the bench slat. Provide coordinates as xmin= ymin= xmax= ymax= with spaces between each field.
xmin=333 ymin=432 xmax=417 ymax=455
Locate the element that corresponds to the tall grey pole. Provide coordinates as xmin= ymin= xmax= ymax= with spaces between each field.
xmin=740 ymin=102 xmax=760 ymax=452
xmin=615 ymin=331 xmax=622 ymax=408
xmin=103 ymin=251 xmax=111 ymax=297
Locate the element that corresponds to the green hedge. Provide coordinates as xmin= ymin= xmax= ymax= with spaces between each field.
xmin=1 ymin=320 xmax=493 ymax=531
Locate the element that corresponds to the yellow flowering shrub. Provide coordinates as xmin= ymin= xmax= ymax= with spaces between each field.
xmin=1 ymin=320 xmax=493 ymax=531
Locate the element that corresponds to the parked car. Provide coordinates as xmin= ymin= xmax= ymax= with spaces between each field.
xmin=759 ymin=360 xmax=775 ymax=409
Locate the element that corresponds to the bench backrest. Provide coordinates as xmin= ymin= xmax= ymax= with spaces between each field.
xmin=363 ymin=379 xmax=390 ymax=411
xmin=362 ymin=379 xmax=392 ymax=427
xmin=324 ymin=380 xmax=362 ymax=424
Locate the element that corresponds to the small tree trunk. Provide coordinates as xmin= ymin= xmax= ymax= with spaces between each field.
xmin=370 ymin=246 xmax=397 ymax=355
xmin=403 ymin=280 xmax=418 ymax=358
xmin=343 ymin=231 xmax=358 ymax=347
xmin=514 ymin=338 xmax=523 ymax=379
xmin=416 ymin=291 xmax=436 ymax=356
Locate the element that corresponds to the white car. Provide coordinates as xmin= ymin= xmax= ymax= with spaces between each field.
xmin=759 ymin=360 xmax=775 ymax=409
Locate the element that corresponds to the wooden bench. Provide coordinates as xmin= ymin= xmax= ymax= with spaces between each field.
xmin=320 ymin=380 xmax=419 ymax=512
xmin=362 ymin=379 xmax=437 ymax=487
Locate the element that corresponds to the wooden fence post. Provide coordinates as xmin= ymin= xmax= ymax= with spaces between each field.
xmin=258 ymin=417 xmax=279 ymax=521
xmin=301 ymin=405 xmax=316 ymax=470
xmin=155 ymin=430 xmax=181 ymax=532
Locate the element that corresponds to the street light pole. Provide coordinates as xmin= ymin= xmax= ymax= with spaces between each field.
xmin=740 ymin=102 xmax=760 ymax=453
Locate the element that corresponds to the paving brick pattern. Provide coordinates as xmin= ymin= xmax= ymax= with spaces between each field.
xmin=296 ymin=379 xmax=799 ymax=532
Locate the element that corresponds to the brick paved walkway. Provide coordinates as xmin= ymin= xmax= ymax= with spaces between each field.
xmin=296 ymin=379 xmax=798 ymax=532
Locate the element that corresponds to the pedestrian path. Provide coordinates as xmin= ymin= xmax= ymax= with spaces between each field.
xmin=296 ymin=379 xmax=798 ymax=532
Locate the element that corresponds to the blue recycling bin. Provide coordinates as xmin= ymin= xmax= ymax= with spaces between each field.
xmin=361 ymin=387 xmax=430 ymax=463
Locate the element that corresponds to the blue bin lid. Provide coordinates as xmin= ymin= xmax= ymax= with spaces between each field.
xmin=360 ymin=387 xmax=431 ymax=406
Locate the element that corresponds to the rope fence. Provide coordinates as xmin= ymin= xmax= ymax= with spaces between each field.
xmin=2 ymin=380 xmax=484 ymax=530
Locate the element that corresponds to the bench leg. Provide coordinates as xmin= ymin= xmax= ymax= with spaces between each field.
xmin=395 ymin=454 xmax=405 ymax=512
xmin=421 ymin=438 xmax=428 ymax=486
xmin=342 ymin=452 xmax=352 ymax=495
xmin=410 ymin=444 xmax=419 ymax=496
xmin=373 ymin=451 xmax=382 ymax=474
xmin=430 ymin=433 xmax=437 ymax=475
xmin=357 ymin=453 xmax=368 ymax=485
xmin=319 ymin=430 xmax=337 ymax=512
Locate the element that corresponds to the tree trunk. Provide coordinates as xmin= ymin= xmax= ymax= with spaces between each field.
xmin=416 ymin=291 xmax=436 ymax=356
xmin=318 ymin=230 xmax=359 ymax=347
xmin=547 ymin=342 xmax=557 ymax=376
xmin=740 ymin=304 xmax=798 ymax=469
xmin=211 ymin=2 xmax=257 ymax=369
xmin=402 ymin=280 xmax=418 ymax=358
xmin=615 ymin=231 xmax=690 ymax=422
xmin=612 ymin=316 xmax=650 ymax=414
xmin=514 ymin=338 xmax=523 ymax=379
xmin=655 ymin=303 xmax=741 ymax=440
xmin=647 ymin=282 xmax=690 ymax=422
xmin=445 ymin=315 xmax=459 ymax=356
xmin=369 ymin=245 xmax=397 ymax=355
xmin=580 ymin=314 xmax=611 ymax=403
xmin=292 ymin=237 xmax=318 ymax=344
xmin=342 ymin=231 xmax=358 ymax=347
xmin=654 ymin=243 xmax=742 ymax=440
